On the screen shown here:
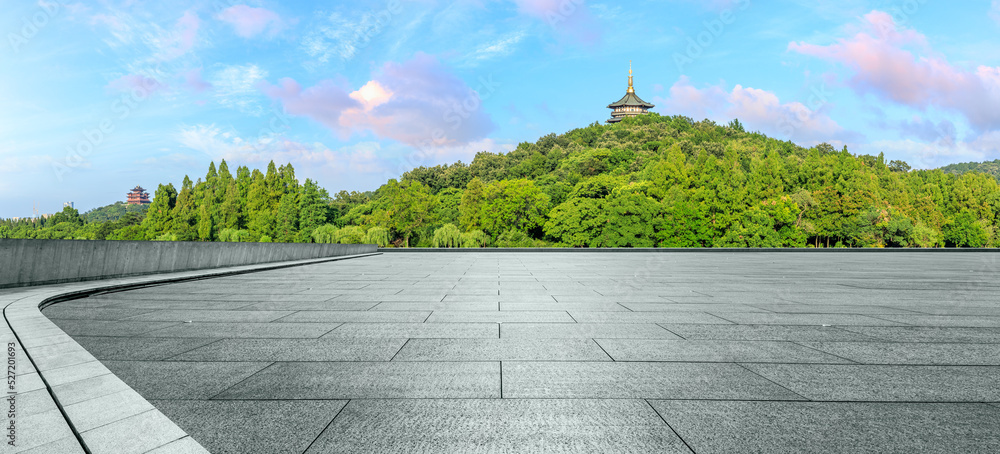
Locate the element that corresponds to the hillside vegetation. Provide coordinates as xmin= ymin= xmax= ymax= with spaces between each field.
xmin=939 ymin=159 xmax=1000 ymax=181
xmin=3 ymin=114 xmax=999 ymax=248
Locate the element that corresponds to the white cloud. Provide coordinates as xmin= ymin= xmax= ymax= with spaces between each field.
xmin=209 ymin=64 xmax=268 ymax=115
xmin=465 ymin=31 xmax=526 ymax=64
xmin=174 ymin=124 xmax=386 ymax=175
xmin=992 ymin=1 xmax=1000 ymax=25
xmin=301 ymin=11 xmax=389 ymax=70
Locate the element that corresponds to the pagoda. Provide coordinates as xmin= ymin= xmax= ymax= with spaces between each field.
xmin=607 ymin=61 xmax=654 ymax=123
xmin=126 ymin=186 xmax=151 ymax=205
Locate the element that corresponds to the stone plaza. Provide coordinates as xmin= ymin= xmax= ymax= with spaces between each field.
xmin=38 ymin=251 xmax=1000 ymax=452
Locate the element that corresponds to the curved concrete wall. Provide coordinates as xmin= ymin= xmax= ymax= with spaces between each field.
xmin=0 ymin=239 xmax=376 ymax=288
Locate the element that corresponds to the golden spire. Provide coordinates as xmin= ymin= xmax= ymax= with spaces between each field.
xmin=627 ymin=60 xmax=634 ymax=94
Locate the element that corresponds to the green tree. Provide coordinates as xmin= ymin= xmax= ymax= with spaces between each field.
xmin=197 ymin=204 xmax=213 ymax=241
xmin=459 ymin=177 xmax=485 ymax=231
xmin=274 ymin=192 xmax=300 ymax=243
xmin=364 ymin=226 xmax=390 ymax=247
xmin=298 ymin=179 xmax=327 ymax=242
xmin=481 ymin=179 xmax=550 ymax=239
xmin=943 ymin=210 xmax=988 ymax=247
xmin=143 ymin=184 xmax=177 ymax=235
xmin=432 ymin=224 xmax=462 ymax=248
xmin=366 ymin=179 xmax=436 ymax=247
xmin=171 ymin=176 xmax=197 ymax=241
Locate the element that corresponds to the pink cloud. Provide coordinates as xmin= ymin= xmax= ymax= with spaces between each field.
xmin=182 ymin=68 xmax=212 ymax=92
xmin=789 ymin=10 xmax=1000 ymax=132
xmin=160 ymin=11 xmax=200 ymax=60
xmin=655 ymin=76 xmax=851 ymax=145
xmin=261 ymin=53 xmax=495 ymax=147
xmin=510 ymin=0 xmax=600 ymax=45
xmin=106 ymin=74 xmax=165 ymax=96
xmin=217 ymin=5 xmax=284 ymax=38
xmin=259 ymin=78 xmax=360 ymax=131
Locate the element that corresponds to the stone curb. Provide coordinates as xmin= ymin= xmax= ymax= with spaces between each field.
xmin=0 ymin=252 xmax=380 ymax=453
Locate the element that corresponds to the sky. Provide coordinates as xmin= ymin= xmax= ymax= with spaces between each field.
xmin=2 ymin=0 xmax=1000 ymax=218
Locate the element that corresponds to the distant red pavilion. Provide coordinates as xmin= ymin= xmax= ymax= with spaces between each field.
xmin=126 ymin=186 xmax=151 ymax=205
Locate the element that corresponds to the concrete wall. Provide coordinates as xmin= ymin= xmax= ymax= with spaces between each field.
xmin=0 ymin=239 xmax=376 ymax=288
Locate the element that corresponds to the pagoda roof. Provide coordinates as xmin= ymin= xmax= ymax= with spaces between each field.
xmin=608 ymin=91 xmax=654 ymax=109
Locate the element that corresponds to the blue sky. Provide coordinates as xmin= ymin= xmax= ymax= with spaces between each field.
xmin=2 ymin=0 xmax=1000 ymax=218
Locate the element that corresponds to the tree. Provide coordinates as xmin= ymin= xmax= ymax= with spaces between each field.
xmin=943 ymin=210 xmax=988 ymax=247
xmin=366 ymin=179 xmax=436 ymax=247
xmin=197 ymin=204 xmax=213 ymax=241
xmin=480 ymin=179 xmax=550 ymax=239
xmin=171 ymin=176 xmax=198 ymax=241
xmin=143 ymin=183 xmax=177 ymax=235
xmin=312 ymin=224 xmax=340 ymax=243
xmin=432 ymin=224 xmax=462 ymax=248
xmin=459 ymin=177 xmax=485 ymax=231
xmin=298 ymin=179 xmax=327 ymax=242
xmin=364 ymin=226 xmax=390 ymax=247
xmin=246 ymin=170 xmax=275 ymax=238
xmin=274 ymin=192 xmax=300 ymax=243
xmin=461 ymin=230 xmax=489 ymax=248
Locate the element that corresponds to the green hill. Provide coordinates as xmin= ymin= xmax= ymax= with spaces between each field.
xmin=3 ymin=114 xmax=998 ymax=247
xmin=938 ymin=159 xmax=1000 ymax=181
xmin=83 ymin=202 xmax=149 ymax=223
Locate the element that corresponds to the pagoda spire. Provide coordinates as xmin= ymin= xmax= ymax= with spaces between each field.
xmin=627 ymin=61 xmax=634 ymax=94
xmin=606 ymin=61 xmax=654 ymax=123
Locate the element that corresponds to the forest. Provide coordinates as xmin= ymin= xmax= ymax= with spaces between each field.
xmin=3 ymin=113 xmax=999 ymax=248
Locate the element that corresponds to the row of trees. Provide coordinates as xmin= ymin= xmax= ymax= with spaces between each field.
xmin=3 ymin=114 xmax=1000 ymax=247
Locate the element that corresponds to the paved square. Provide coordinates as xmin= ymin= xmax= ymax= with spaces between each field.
xmin=44 ymin=252 xmax=1000 ymax=452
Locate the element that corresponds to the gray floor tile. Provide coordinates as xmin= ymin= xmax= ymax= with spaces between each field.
xmin=81 ymin=409 xmax=187 ymax=454
xmin=153 ymin=400 xmax=347 ymax=454
xmin=123 ymin=310 xmax=294 ymax=322
xmin=500 ymin=302 xmax=630 ymax=312
xmin=41 ymin=306 xmax=156 ymax=320
xmin=172 ymin=338 xmax=406 ymax=361
xmin=140 ymin=322 xmax=342 ymax=338
xmin=874 ymin=315 xmax=1000 ymax=327
xmin=836 ymin=326 xmax=1000 ymax=343
xmin=651 ymin=400 xmax=1000 ymax=454
xmin=307 ymin=399 xmax=690 ymax=453
xmin=802 ymin=342 xmax=1000 ymax=365
xmin=237 ymin=301 xmax=377 ymax=311
xmin=662 ymin=324 xmax=881 ymax=341
xmin=103 ymin=361 xmax=271 ymax=399
xmin=708 ymin=312 xmax=906 ymax=326
xmin=49 ymin=319 xmax=181 ymax=337
xmin=372 ymin=301 xmax=499 ymax=311
xmin=597 ymin=339 xmax=853 ymax=363
xmin=569 ymin=311 xmax=731 ymax=324
xmin=322 ymin=322 xmax=499 ymax=338
xmin=73 ymin=336 xmax=219 ymax=360
xmin=393 ymin=338 xmax=611 ymax=361
xmin=426 ymin=311 xmax=575 ymax=323
xmin=503 ymin=361 xmax=804 ymax=399
xmin=214 ymin=362 xmax=500 ymax=399
xmin=743 ymin=363 xmax=1000 ymax=401
xmin=277 ymin=311 xmax=431 ymax=323
xmin=501 ymin=323 xmax=682 ymax=339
